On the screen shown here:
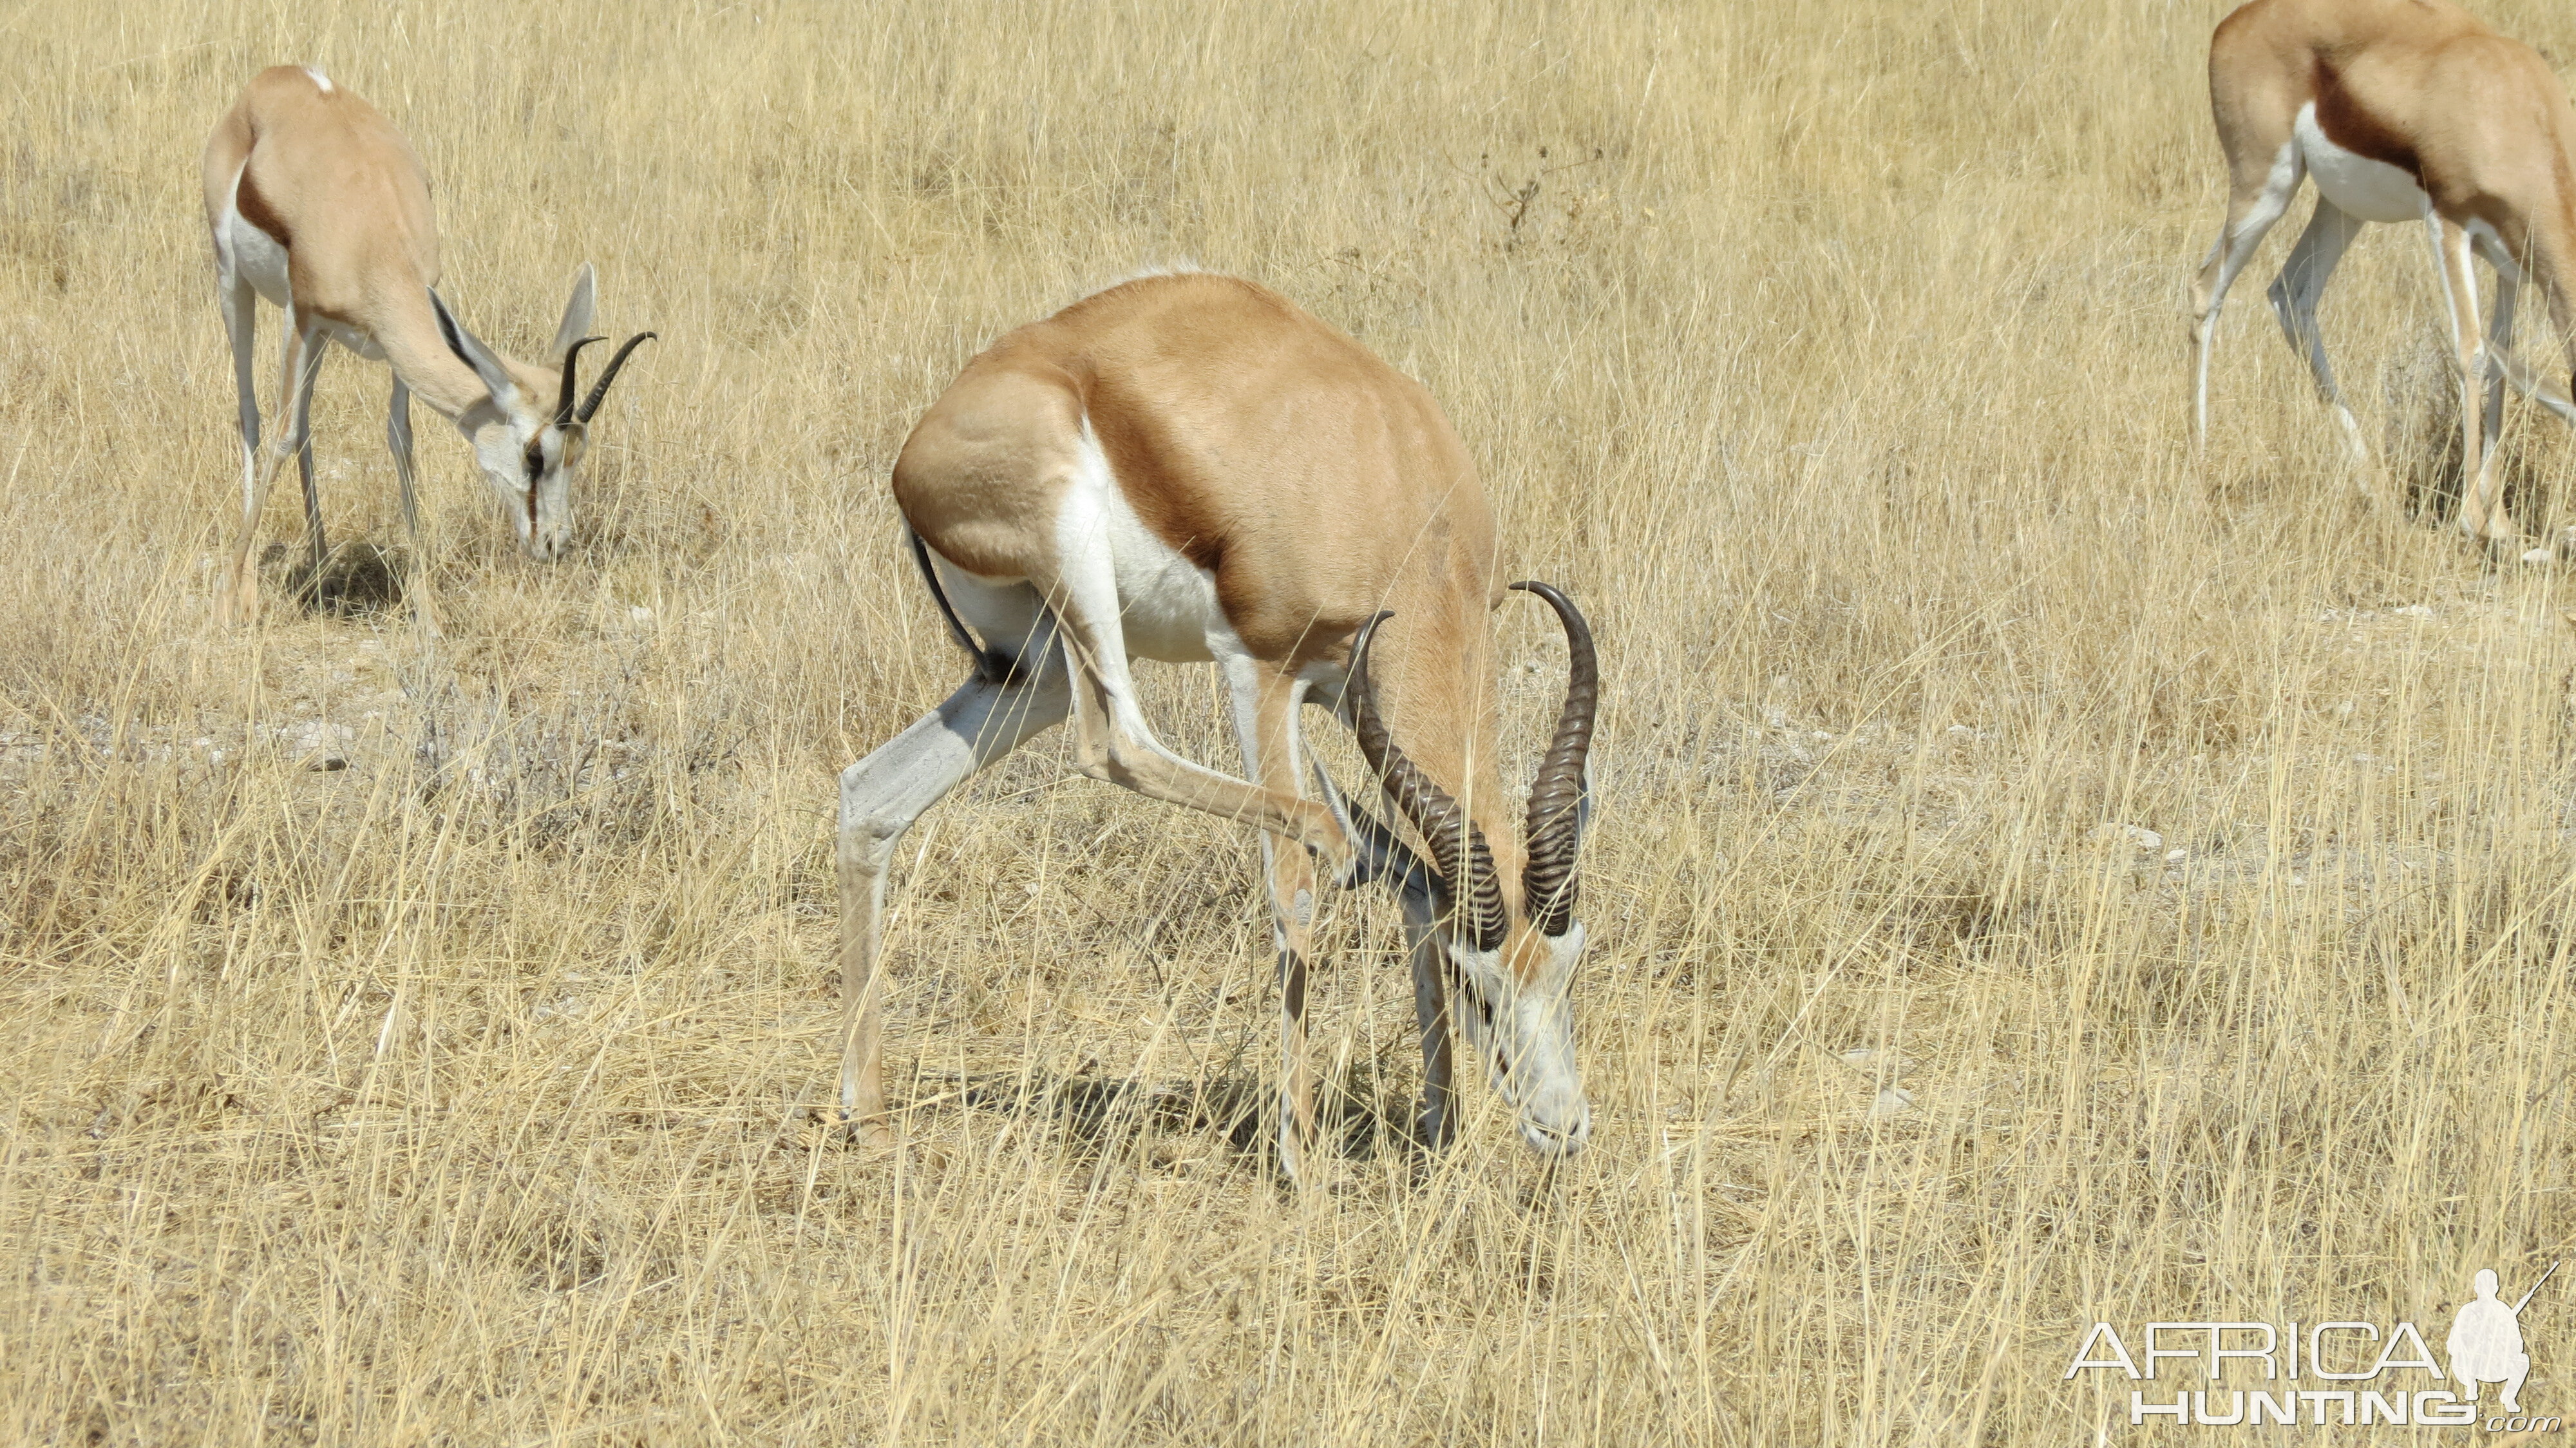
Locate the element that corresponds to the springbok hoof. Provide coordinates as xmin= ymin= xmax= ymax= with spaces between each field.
xmin=820 ymin=1106 xmax=894 ymax=1150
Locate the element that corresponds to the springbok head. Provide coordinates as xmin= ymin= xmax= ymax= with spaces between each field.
xmin=1329 ymin=581 xmax=1600 ymax=1156
xmin=428 ymin=265 xmax=654 ymax=562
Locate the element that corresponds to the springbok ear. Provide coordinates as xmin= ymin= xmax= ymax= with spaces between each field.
xmin=1310 ymin=756 xmax=1443 ymax=914
xmin=429 ymin=287 xmax=521 ymax=412
xmin=1577 ymin=757 xmax=1595 ymax=839
xmin=549 ymin=263 xmax=598 ymax=362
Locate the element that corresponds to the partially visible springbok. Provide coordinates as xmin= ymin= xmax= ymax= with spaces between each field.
xmin=834 ymin=271 xmax=1601 ymax=1179
xmin=2190 ymin=0 xmax=2576 ymax=555
xmin=203 ymin=65 xmax=654 ymax=622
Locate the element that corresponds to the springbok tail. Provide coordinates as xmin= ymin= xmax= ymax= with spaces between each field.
xmin=907 ymin=528 xmax=1028 ymax=685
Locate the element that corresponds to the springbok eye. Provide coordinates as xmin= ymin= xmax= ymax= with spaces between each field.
xmin=1444 ymin=957 xmax=1496 ymax=1031
xmin=524 ymin=443 xmax=544 ymax=481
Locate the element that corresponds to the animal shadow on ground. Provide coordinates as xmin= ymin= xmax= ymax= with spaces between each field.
xmin=259 ymin=539 xmax=408 ymax=616
xmin=905 ymin=1060 xmax=1425 ymax=1177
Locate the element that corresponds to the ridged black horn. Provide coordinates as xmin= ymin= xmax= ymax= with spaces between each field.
xmin=1349 ymin=611 xmax=1508 ymax=951
xmin=554 ymin=336 xmax=603 ymax=426
xmin=1511 ymin=581 xmax=1597 ymax=937
xmin=575 ymin=332 xmax=658 ymax=423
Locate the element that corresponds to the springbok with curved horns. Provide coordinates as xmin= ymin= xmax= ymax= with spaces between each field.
xmin=835 ymin=271 xmax=1600 ymax=1177
xmin=2190 ymin=0 xmax=2576 ymax=554
xmin=202 ymin=66 xmax=654 ymax=623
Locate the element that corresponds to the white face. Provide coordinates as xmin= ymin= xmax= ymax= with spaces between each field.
xmin=473 ymin=415 xmax=581 ymax=561
xmin=1447 ymin=920 xmax=1590 ymax=1155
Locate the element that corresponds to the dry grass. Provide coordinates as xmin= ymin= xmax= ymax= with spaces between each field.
xmin=8 ymin=0 xmax=2576 ymax=1441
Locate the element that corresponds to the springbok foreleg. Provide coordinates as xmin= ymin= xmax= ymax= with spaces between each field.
xmin=385 ymin=377 xmax=442 ymax=633
xmin=2488 ymin=218 xmax=2576 ymax=428
xmin=2468 ymin=235 xmax=2562 ymax=562
xmin=1227 ymin=663 xmax=1323 ymax=1179
xmin=388 ymin=377 xmax=420 ymax=541
xmin=2494 ymin=339 xmax=2576 ymax=421
xmin=1302 ymin=687 xmax=1455 ymax=1156
xmin=837 ymin=656 xmax=1071 ymax=1144
xmin=1399 ymin=886 xmax=1457 ymax=1152
xmin=2432 ymin=215 xmax=2514 ymax=543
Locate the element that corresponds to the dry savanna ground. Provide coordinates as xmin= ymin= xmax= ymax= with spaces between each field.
xmin=10 ymin=0 xmax=2576 ymax=1442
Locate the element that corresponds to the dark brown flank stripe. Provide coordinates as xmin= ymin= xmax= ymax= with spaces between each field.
xmin=1081 ymin=366 xmax=1229 ymax=577
xmin=2311 ymin=57 xmax=2423 ymax=179
xmin=234 ymin=167 xmax=292 ymax=245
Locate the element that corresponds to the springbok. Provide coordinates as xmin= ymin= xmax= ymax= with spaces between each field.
xmin=202 ymin=66 xmax=653 ymax=623
xmin=834 ymin=271 xmax=1600 ymax=1177
xmin=2190 ymin=0 xmax=2576 ymax=553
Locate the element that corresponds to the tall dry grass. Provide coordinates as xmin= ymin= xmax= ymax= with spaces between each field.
xmin=6 ymin=0 xmax=2576 ymax=1440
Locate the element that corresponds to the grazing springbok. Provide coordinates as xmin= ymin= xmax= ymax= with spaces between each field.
xmin=2190 ymin=0 xmax=2576 ymax=553
xmin=835 ymin=271 xmax=1600 ymax=1177
xmin=202 ymin=66 xmax=654 ymax=623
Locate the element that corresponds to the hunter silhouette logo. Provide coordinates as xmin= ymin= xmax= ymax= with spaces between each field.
xmin=2450 ymin=1263 xmax=2555 ymax=1416
xmin=2065 ymin=1262 xmax=2561 ymax=1430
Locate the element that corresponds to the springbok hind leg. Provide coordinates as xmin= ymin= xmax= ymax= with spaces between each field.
xmin=2191 ymin=142 xmax=2303 ymax=447
xmin=220 ymin=278 xmax=260 ymax=524
xmin=1046 ymin=542 xmax=1349 ymax=866
xmin=2266 ymin=200 xmax=2370 ymax=465
xmin=837 ymin=656 xmax=1071 ymax=1144
xmin=218 ymin=314 xmax=325 ymax=625
xmin=288 ymin=326 xmax=328 ymax=593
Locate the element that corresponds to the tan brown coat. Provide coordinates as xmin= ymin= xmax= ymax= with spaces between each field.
xmin=2192 ymin=0 xmax=2576 ymax=548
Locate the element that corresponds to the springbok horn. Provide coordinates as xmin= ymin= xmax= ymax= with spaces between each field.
xmin=1348 ymin=610 xmax=1508 ymax=951
xmin=1511 ymin=581 xmax=1598 ymax=937
xmin=575 ymin=332 xmax=658 ymax=423
xmin=1308 ymin=756 xmax=1441 ymax=908
xmin=554 ymin=336 xmax=603 ymax=426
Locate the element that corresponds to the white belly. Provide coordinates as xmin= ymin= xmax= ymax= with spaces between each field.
xmin=1057 ymin=424 xmax=1230 ymax=664
xmin=2295 ymin=102 xmax=2428 ymax=224
xmin=222 ymin=198 xmax=291 ymax=308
